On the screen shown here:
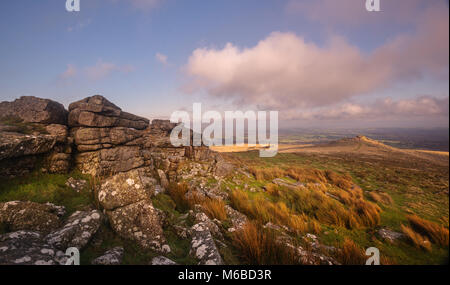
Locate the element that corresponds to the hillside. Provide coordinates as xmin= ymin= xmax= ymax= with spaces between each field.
xmin=278 ymin=135 xmax=449 ymax=166
xmin=0 ymin=96 xmax=448 ymax=265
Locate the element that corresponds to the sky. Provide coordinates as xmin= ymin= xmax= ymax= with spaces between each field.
xmin=0 ymin=0 xmax=448 ymax=128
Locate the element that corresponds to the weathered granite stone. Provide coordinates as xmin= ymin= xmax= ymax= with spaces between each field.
xmin=151 ymin=256 xmax=177 ymax=265
xmin=378 ymin=228 xmax=405 ymax=243
xmin=190 ymin=222 xmax=223 ymax=265
xmin=73 ymin=127 xmax=143 ymax=152
xmin=0 ymin=231 xmax=68 ymax=265
xmin=98 ymin=168 xmax=155 ymax=210
xmin=0 ymin=96 xmax=68 ymax=125
xmin=68 ymin=95 xmax=149 ymax=130
xmin=45 ymin=210 xmax=103 ymax=250
xmin=91 ymin=247 xmax=124 ymax=265
xmin=0 ymin=132 xmax=56 ymax=161
xmin=106 ymin=200 xmax=169 ymax=253
xmin=0 ymin=201 xmax=65 ymax=235
xmin=75 ymin=146 xmax=144 ymax=176
xmin=225 ymin=206 xmax=247 ymax=232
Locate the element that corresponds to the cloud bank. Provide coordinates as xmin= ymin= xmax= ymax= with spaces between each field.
xmin=184 ymin=3 xmax=448 ymax=116
xmin=282 ymin=96 xmax=449 ymax=121
xmin=59 ymin=60 xmax=134 ymax=81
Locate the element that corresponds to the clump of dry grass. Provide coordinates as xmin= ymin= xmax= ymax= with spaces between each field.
xmin=367 ymin=191 xmax=393 ymax=205
xmin=353 ymin=200 xmax=381 ymax=227
xmin=264 ymin=183 xmax=280 ymax=196
xmin=230 ymin=189 xmax=320 ymax=234
xmin=168 ymin=182 xmax=190 ymax=212
xmin=407 ymin=215 xmax=449 ymax=246
xmin=201 ymin=198 xmax=227 ymax=221
xmin=168 ymin=182 xmax=228 ymax=221
xmin=248 ymin=166 xmax=285 ymax=181
xmin=286 ymin=167 xmax=327 ymax=184
xmin=325 ymin=170 xmax=353 ymax=190
xmin=232 ymin=222 xmax=298 ymax=265
xmin=401 ymin=224 xmax=432 ymax=251
xmin=274 ymin=186 xmax=380 ymax=229
xmin=336 ymin=238 xmax=367 ymax=265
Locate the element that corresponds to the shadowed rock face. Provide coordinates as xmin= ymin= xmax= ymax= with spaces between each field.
xmin=0 ymin=96 xmax=68 ymax=125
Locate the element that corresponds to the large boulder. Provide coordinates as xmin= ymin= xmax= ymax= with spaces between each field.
xmin=0 ymin=132 xmax=56 ymax=161
xmin=68 ymin=95 xmax=149 ymax=130
xmin=106 ymin=200 xmax=169 ymax=253
xmin=98 ymin=168 xmax=156 ymax=210
xmin=0 ymin=231 xmax=68 ymax=265
xmin=0 ymin=204 xmax=103 ymax=265
xmin=0 ymin=201 xmax=65 ymax=235
xmin=98 ymin=169 xmax=169 ymax=253
xmin=45 ymin=210 xmax=103 ymax=250
xmin=0 ymin=96 xmax=68 ymax=125
xmin=0 ymin=123 xmax=71 ymax=176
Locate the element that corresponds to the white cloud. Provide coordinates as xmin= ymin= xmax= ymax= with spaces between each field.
xmin=155 ymin=52 xmax=168 ymax=66
xmin=82 ymin=60 xmax=135 ymax=80
xmin=85 ymin=60 xmax=118 ymax=80
xmin=60 ymin=64 xmax=77 ymax=79
xmin=184 ymin=4 xmax=448 ymax=110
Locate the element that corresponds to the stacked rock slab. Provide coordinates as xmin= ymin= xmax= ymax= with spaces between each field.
xmin=0 ymin=96 xmax=71 ymax=176
xmin=69 ymin=95 xmax=150 ymax=177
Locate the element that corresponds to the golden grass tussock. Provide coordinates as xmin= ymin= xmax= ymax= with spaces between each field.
xmin=336 ymin=238 xmax=367 ymax=265
xmin=353 ymin=200 xmax=381 ymax=228
xmin=168 ymin=182 xmax=228 ymax=221
xmin=401 ymin=224 xmax=432 ymax=251
xmin=201 ymin=198 xmax=228 ymax=221
xmin=264 ymin=183 xmax=280 ymax=196
xmin=325 ymin=170 xmax=353 ymax=190
xmin=248 ymin=166 xmax=285 ymax=181
xmin=168 ymin=182 xmax=190 ymax=212
xmin=286 ymin=167 xmax=327 ymax=184
xmin=230 ymin=189 xmax=320 ymax=234
xmin=273 ymin=185 xmax=380 ymax=229
xmin=367 ymin=191 xmax=393 ymax=205
xmin=407 ymin=215 xmax=449 ymax=246
xmin=232 ymin=222 xmax=298 ymax=265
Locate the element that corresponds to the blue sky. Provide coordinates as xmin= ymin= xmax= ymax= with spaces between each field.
xmin=0 ymin=0 xmax=448 ymax=128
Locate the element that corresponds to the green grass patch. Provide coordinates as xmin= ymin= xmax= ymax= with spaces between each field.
xmin=0 ymin=170 xmax=93 ymax=215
